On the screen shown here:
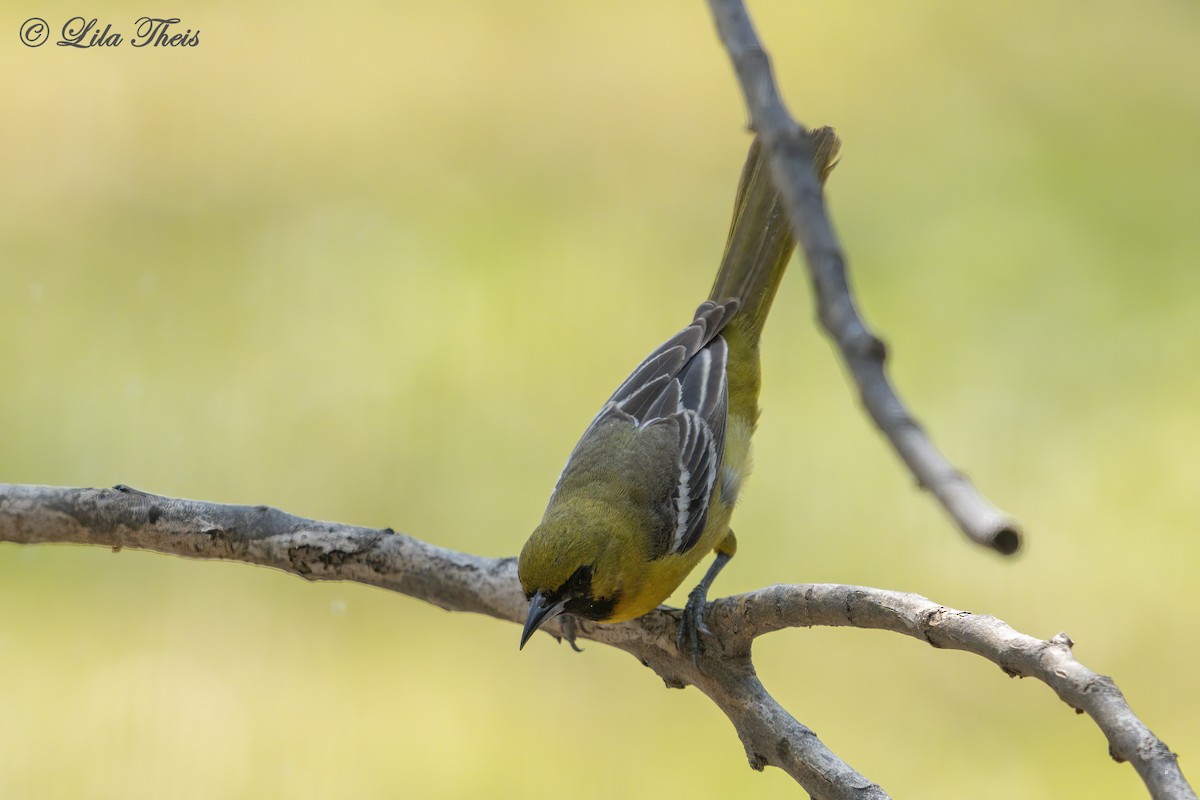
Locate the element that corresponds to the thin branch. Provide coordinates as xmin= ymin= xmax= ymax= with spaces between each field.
xmin=703 ymin=0 xmax=1021 ymax=555
xmin=0 ymin=484 xmax=524 ymax=621
xmin=711 ymin=584 xmax=1196 ymax=800
xmin=2 ymin=484 xmax=1192 ymax=799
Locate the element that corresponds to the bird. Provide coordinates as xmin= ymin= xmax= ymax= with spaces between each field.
xmin=517 ymin=131 xmax=841 ymax=654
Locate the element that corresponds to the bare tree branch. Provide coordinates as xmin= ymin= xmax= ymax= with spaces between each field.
xmin=2 ymin=483 xmax=1191 ymax=799
xmin=703 ymin=0 xmax=1021 ymax=556
xmin=0 ymin=483 xmax=886 ymax=798
xmin=710 ymin=585 xmax=1196 ymax=800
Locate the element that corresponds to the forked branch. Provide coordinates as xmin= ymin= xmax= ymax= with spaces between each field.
xmin=1 ymin=484 xmax=1191 ymax=799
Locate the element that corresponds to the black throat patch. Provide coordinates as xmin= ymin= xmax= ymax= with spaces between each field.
xmin=554 ymin=564 xmax=620 ymax=621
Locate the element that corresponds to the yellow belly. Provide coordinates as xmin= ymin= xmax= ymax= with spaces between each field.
xmin=605 ymin=414 xmax=753 ymax=622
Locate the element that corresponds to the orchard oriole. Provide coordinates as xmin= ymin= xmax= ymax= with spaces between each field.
xmin=518 ymin=132 xmax=840 ymax=653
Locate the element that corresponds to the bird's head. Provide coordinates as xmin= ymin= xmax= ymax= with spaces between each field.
xmin=517 ymin=512 xmax=626 ymax=649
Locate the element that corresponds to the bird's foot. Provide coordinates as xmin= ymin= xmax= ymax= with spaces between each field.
xmin=557 ymin=614 xmax=583 ymax=652
xmin=677 ymin=585 xmax=713 ymax=664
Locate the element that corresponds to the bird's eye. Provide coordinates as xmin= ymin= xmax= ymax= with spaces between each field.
xmin=560 ymin=564 xmax=594 ymax=598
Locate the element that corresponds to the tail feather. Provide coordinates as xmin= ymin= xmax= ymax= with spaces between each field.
xmin=708 ymin=130 xmax=841 ymax=428
xmin=707 ymin=129 xmax=842 ymax=347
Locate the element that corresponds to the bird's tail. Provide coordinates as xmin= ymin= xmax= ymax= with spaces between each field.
xmin=708 ymin=130 xmax=841 ymax=427
xmin=708 ymin=129 xmax=841 ymax=345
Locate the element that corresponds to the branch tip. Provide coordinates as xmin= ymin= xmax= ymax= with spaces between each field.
xmin=705 ymin=0 xmax=1023 ymax=557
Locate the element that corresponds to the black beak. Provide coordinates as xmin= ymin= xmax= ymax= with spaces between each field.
xmin=520 ymin=590 xmax=567 ymax=650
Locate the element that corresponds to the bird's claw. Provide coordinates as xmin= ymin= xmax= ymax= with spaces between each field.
xmin=677 ymin=586 xmax=712 ymax=664
xmin=557 ymin=614 xmax=583 ymax=652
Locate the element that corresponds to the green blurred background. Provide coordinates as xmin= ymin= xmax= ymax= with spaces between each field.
xmin=3 ymin=1 xmax=1197 ymax=797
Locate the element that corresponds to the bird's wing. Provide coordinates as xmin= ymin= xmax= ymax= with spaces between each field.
xmin=667 ymin=336 xmax=728 ymax=553
xmin=550 ymin=300 xmax=736 ymax=555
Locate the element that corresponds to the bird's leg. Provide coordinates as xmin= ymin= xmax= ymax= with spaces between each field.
xmin=678 ymin=531 xmax=736 ymax=661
